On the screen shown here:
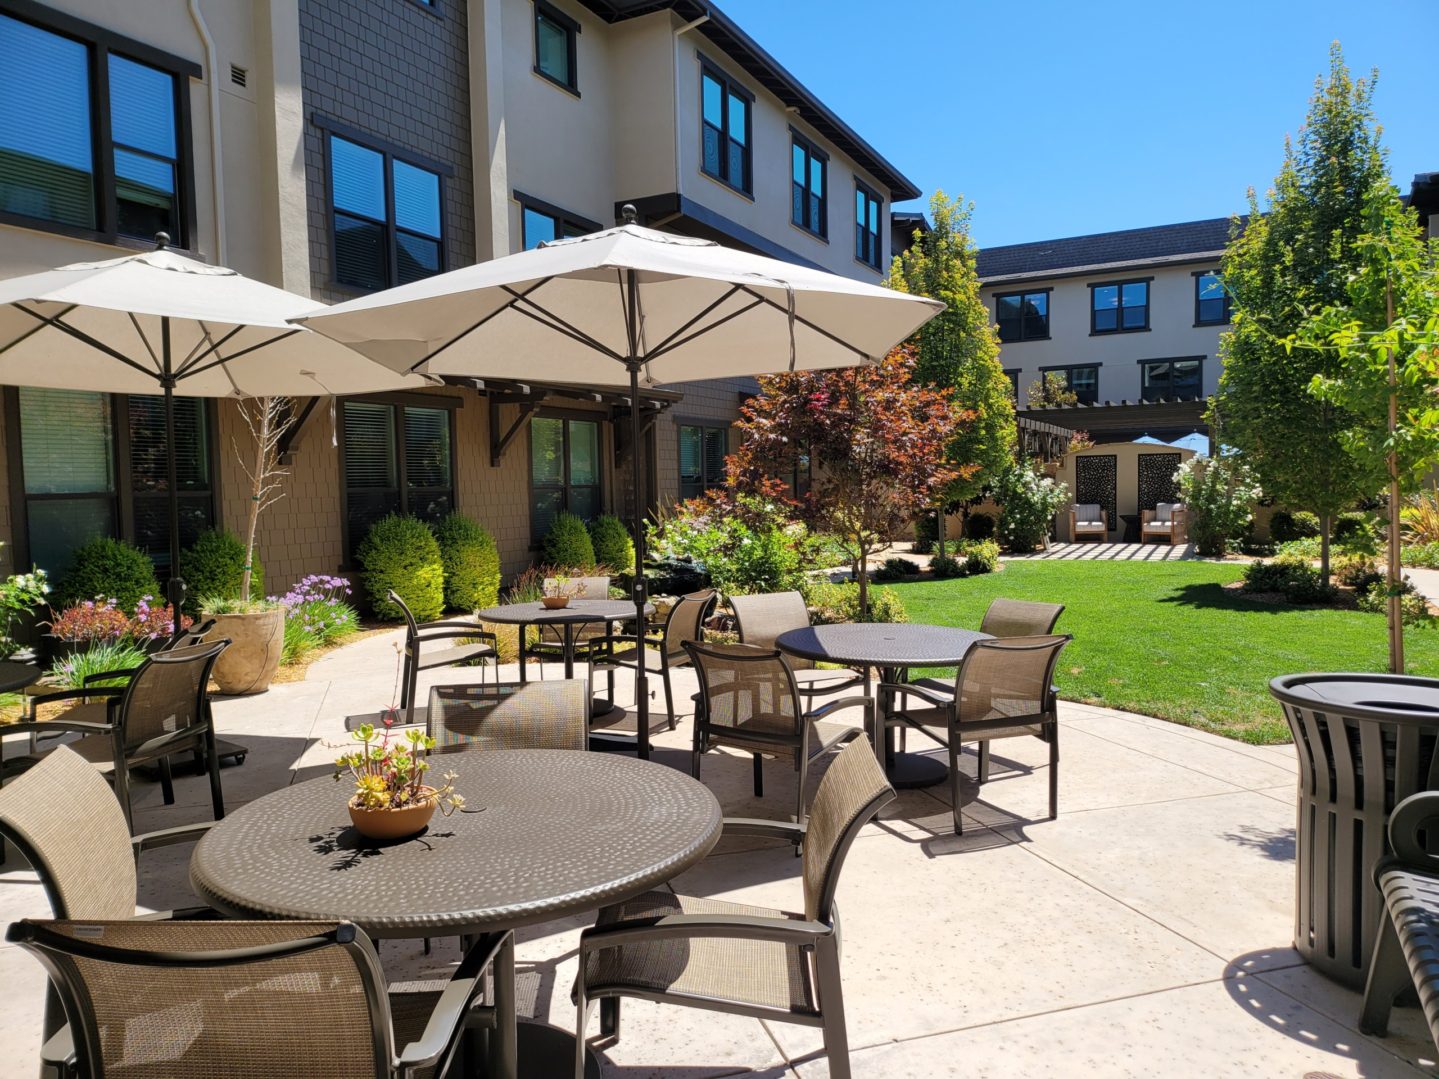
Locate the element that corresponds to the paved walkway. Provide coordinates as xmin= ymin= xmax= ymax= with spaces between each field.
xmin=2 ymin=630 xmax=1434 ymax=1077
xmin=1408 ymin=566 xmax=1439 ymax=605
xmin=1008 ymin=540 xmax=1198 ymax=560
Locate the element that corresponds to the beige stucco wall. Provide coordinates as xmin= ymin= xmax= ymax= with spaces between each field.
xmin=1051 ymin=443 xmax=1197 ymax=542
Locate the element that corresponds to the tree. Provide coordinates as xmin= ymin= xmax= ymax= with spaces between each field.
xmin=727 ymin=346 xmax=962 ymax=617
xmin=1210 ymin=43 xmax=1388 ymax=581
xmin=1297 ymin=181 xmax=1439 ymax=671
xmin=1174 ymin=451 xmax=1263 ymax=558
xmin=1027 ymin=372 xmax=1079 ymax=409
xmin=235 ymin=396 xmax=296 ymax=602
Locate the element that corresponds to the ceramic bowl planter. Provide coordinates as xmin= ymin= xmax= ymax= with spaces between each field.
xmin=541 ymin=595 xmax=571 ymax=610
xmin=205 ymin=606 xmax=285 ymax=694
xmin=348 ymin=787 xmax=439 ymax=840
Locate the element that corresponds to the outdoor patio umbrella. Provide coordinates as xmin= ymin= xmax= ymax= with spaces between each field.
xmin=296 ymin=207 xmax=944 ymax=757
xmin=0 ymin=235 xmax=426 ymax=611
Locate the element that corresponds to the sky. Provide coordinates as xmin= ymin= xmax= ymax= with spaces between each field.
xmin=718 ymin=0 xmax=1435 ymax=249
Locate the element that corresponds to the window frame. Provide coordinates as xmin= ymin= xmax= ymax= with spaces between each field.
xmin=854 ymin=180 xmax=883 ymax=271
xmin=528 ymin=410 xmax=605 ymax=544
xmin=1138 ymin=356 xmax=1205 ymax=401
xmin=531 ymin=0 xmax=579 ymax=96
xmin=1192 ymin=269 xmax=1232 ymax=326
xmin=514 ymin=190 xmax=600 ymax=250
xmin=698 ymin=59 xmax=753 ymax=198
xmin=789 ymin=130 xmax=827 ymax=240
xmin=1089 ymin=277 xmax=1152 ymax=335
xmin=1003 ymin=369 xmax=1021 ymax=399
xmin=1038 ymin=363 xmax=1101 ymax=405
xmin=677 ymin=421 xmax=729 ymax=502
xmin=0 ymin=1 xmax=200 ymax=250
xmin=994 ymin=288 xmax=1051 ymax=343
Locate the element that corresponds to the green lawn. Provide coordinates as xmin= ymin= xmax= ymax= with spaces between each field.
xmin=885 ymin=560 xmax=1439 ymax=744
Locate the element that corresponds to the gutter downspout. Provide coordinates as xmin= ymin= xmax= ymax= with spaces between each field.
xmin=188 ymin=0 xmax=226 ymax=264
xmin=671 ymin=11 xmax=709 ymax=199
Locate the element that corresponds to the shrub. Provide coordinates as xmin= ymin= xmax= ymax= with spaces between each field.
xmin=46 ymin=598 xmax=132 ymax=644
xmin=48 ymin=638 xmax=150 ymax=689
xmin=1334 ymin=554 xmax=1379 ymax=590
xmin=278 ymin=575 xmax=359 ymax=652
xmin=1237 ymin=532 xmax=1276 ymax=557
xmin=1333 ymin=512 xmax=1378 ymax=547
xmin=929 ymin=554 xmax=963 ymax=578
xmin=1274 ymin=537 xmax=1322 ymax=561
xmin=356 ymin=514 xmax=444 ymax=622
xmin=1270 ymin=510 xmax=1321 ymax=543
xmin=1242 ymin=555 xmax=1337 ymax=605
xmin=588 ymin=515 xmax=635 ymax=574
xmin=1175 ymin=455 xmax=1262 ymax=558
xmin=963 ymin=512 xmax=996 ymax=540
xmin=648 ymin=495 xmax=805 ymax=596
xmin=995 ymin=462 xmax=1068 ymax=553
xmin=873 ymin=557 xmax=920 ymax=582
xmin=804 ymin=533 xmax=853 ymax=573
xmin=1402 ymin=487 xmax=1439 ymax=545
xmin=1404 ymin=542 xmax=1439 ymax=570
xmin=432 ymin=514 xmax=501 ymax=612
xmin=912 ymin=513 xmax=937 ymax=555
xmin=804 ymin=580 xmax=907 ymax=625
xmin=0 ymin=564 xmax=49 ymax=659
xmin=959 ymin=539 xmax=1000 ymax=575
xmin=179 ymin=530 xmax=262 ymax=614
xmin=58 ymin=537 xmax=159 ymax=610
xmin=541 ymin=512 xmax=596 ymax=571
xmin=1357 ymin=577 xmax=1435 ymax=626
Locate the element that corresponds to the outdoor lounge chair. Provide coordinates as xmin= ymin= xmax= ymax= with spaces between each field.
xmin=1141 ymin=502 xmax=1188 ymax=545
xmin=1069 ymin=503 xmax=1108 ymax=542
xmin=574 ymin=737 xmax=896 ymax=1079
xmin=592 ymin=588 xmax=717 ymax=728
xmin=685 ymin=640 xmax=869 ymax=840
xmin=881 ymin=634 xmax=1071 ymax=835
xmin=427 ymin=679 xmax=589 ymax=751
xmin=730 ymin=590 xmax=864 ymax=701
xmin=7 ymin=917 xmax=509 ymax=1079
xmin=390 ymin=589 xmax=498 ymax=726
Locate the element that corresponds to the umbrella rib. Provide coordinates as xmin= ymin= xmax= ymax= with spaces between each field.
xmin=643 ymin=297 xmax=766 ymax=363
xmin=733 ymin=284 xmax=872 ymax=362
xmin=0 ymin=303 xmax=77 ymax=358
xmin=403 ymin=279 xmax=553 ymax=373
xmin=12 ymin=305 xmax=161 ymax=381
xmin=174 ymin=323 xmax=247 ymax=378
xmin=506 ymin=286 xmax=625 ymax=362
xmin=177 ymin=328 xmax=301 ymax=383
xmin=126 ymin=311 xmax=162 ymax=370
xmin=643 ymin=283 xmax=745 ymax=356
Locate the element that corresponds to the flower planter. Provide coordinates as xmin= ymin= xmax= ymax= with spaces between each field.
xmin=348 ymin=788 xmax=438 ymax=840
xmin=541 ymin=595 xmax=571 ymax=610
xmin=204 ymin=607 xmax=285 ymax=695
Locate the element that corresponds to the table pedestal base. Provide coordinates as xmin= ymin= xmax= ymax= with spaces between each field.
xmin=517 ymin=1020 xmax=601 ymax=1079
xmin=885 ymin=752 xmax=948 ymax=789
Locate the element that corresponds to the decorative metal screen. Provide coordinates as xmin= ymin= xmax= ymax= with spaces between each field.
xmin=1075 ymin=455 xmax=1117 ymax=529
xmin=1137 ymin=453 xmax=1181 ymax=511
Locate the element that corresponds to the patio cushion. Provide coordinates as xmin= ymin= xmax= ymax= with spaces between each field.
xmin=1074 ymin=504 xmax=1102 ymax=521
xmin=1154 ymin=502 xmax=1177 ymax=523
xmin=1145 ymin=521 xmax=1174 ymax=532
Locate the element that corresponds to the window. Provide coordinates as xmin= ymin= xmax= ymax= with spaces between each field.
xmin=855 ymin=182 xmax=882 ymax=269
xmin=1140 ymin=358 xmax=1203 ymax=400
xmin=341 ymin=400 xmax=454 ymax=559
xmin=14 ymin=388 xmax=214 ymax=578
xmin=1042 ymin=365 xmax=1099 ymax=404
xmin=517 ymin=193 xmax=597 ymax=250
xmin=533 ymin=2 xmax=578 ymax=94
xmin=0 ymin=10 xmax=194 ymax=245
xmin=1091 ymin=279 xmax=1149 ymax=334
xmin=995 ymin=290 xmax=1050 ymax=342
xmin=700 ymin=64 xmax=751 ymax=195
xmin=1194 ymin=271 xmax=1231 ymax=325
xmin=790 ymin=134 xmax=826 ymax=238
xmin=329 ymin=133 xmax=443 ymax=291
xmin=1004 ymin=369 xmax=1021 ymax=399
xmin=678 ymin=423 xmax=728 ymax=501
xmin=530 ymin=415 xmax=601 ymax=540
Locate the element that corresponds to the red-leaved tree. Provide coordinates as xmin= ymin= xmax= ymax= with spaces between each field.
xmin=727 ymin=346 xmax=965 ymax=617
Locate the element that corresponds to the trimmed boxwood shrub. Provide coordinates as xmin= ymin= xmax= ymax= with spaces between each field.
xmin=432 ymin=513 xmax=500 ymax=612
xmin=963 ymin=512 xmax=996 ymax=540
xmin=804 ymin=580 xmax=907 ymax=625
xmin=912 ymin=513 xmax=937 ymax=555
xmin=1270 ymin=510 xmax=1321 ymax=543
xmin=542 ymin=511 xmax=596 ymax=570
xmin=58 ymin=537 xmax=160 ymax=610
xmin=873 ymin=557 xmax=920 ymax=582
xmin=588 ymin=514 xmax=635 ymax=574
xmin=356 ymin=514 xmax=445 ymax=622
xmin=960 ymin=539 xmax=1000 ymax=575
xmin=178 ymin=530 xmax=262 ymax=614
xmin=929 ymin=554 xmax=963 ymax=578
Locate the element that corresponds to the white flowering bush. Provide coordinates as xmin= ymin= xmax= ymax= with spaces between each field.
xmin=995 ymin=461 xmax=1069 ymax=553
xmin=1175 ymin=454 xmax=1262 ymax=557
xmin=0 ymin=553 xmax=49 ymax=658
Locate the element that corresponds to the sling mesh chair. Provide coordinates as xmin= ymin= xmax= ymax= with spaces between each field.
xmin=1 ymin=640 xmax=230 ymax=831
xmin=426 ymin=680 xmax=589 ymax=752
xmin=592 ymin=589 xmax=717 ymax=730
xmin=730 ymin=591 xmax=863 ymax=702
xmin=881 ymin=635 xmax=1070 ymax=835
xmin=979 ymin=598 xmax=1065 ymax=638
xmin=574 ymin=738 xmax=896 ymax=1079
xmin=685 ymin=641 xmax=869 ymax=841
xmin=6 ymin=917 xmax=509 ymax=1079
xmin=389 ymin=590 xmax=498 ymax=726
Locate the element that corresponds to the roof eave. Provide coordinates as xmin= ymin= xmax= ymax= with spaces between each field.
xmin=979 ymin=250 xmax=1226 ymax=287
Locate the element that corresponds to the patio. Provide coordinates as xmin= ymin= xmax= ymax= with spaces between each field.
xmin=1 ymin=628 xmax=1433 ymax=1078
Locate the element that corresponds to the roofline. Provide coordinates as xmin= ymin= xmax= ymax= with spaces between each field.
xmin=980 ymin=251 xmax=1225 ymax=287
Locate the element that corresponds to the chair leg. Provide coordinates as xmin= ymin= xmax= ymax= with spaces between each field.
xmin=815 ymin=939 xmax=851 ymax=1079
xmin=949 ymin=735 xmax=964 ymax=836
xmin=1048 ymin=722 xmax=1060 ymax=821
xmin=158 ymin=755 xmax=175 ymax=805
xmin=662 ymin=666 xmax=676 ymax=730
xmin=978 ymin=741 xmax=991 ymax=784
xmin=112 ymin=765 xmax=134 ymax=835
xmin=1360 ymin=912 xmax=1409 ymax=1036
xmin=575 ymin=996 xmax=596 ymax=1079
xmin=206 ymin=730 xmax=226 ymax=821
xmin=600 ymin=996 xmax=620 ymax=1039
xmin=404 ymin=655 xmax=419 ymax=726
xmin=752 ymin=753 xmax=763 ymax=797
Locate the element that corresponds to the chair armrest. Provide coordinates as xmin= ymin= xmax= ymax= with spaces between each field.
xmin=1388 ymin=791 xmax=1439 ymax=868
xmin=396 ymin=930 xmax=510 ymax=1070
xmin=82 ymin=666 xmax=140 ymax=687
xmin=582 ymin=913 xmax=833 ymax=950
xmin=416 ymin=617 xmax=486 ymax=631
xmin=806 ymin=695 xmax=873 ymax=720
xmin=39 ymin=1024 xmax=75 ymax=1075
xmin=25 ymin=686 xmax=124 ymax=715
xmin=877 ymin=682 xmax=952 ymax=709
xmin=415 ymin=628 xmax=497 ymax=644
xmin=722 ymin=817 xmax=806 ymax=841
xmin=132 ymin=821 xmax=214 ymax=858
xmin=2 ymin=717 xmax=116 ymax=739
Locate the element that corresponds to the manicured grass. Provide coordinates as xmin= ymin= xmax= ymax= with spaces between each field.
xmin=885 ymin=560 xmax=1439 ymax=744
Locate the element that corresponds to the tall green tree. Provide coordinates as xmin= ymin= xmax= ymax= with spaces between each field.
xmin=1210 ymin=43 xmax=1388 ymax=580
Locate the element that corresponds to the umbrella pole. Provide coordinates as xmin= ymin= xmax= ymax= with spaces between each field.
xmin=628 ymin=357 xmax=650 ymax=760
xmin=161 ymin=317 xmax=186 ymax=624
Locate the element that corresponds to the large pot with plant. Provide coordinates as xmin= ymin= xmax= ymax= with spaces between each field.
xmin=336 ymin=721 xmax=462 ymax=840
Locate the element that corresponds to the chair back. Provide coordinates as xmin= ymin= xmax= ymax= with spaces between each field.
xmin=730 ymin=591 xmax=812 ymax=669
xmin=0 ymin=746 xmax=137 ymax=919
xmin=685 ymin=641 xmax=802 ymax=747
xmin=118 ymin=640 xmax=228 ymax=754
xmin=979 ymin=598 xmax=1064 ymax=638
xmin=661 ymin=588 xmax=716 ymax=657
xmin=544 ymin=576 xmax=610 ymax=600
xmin=953 ymin=635 xmax=1071 ymax=726
xmin=801 ymin=739 xmax=895 ymax=922
xmin=387 ymin=589 xmax=421 ymax=643
xmin=7 ymin=918 xmax=394 ymax=1078
xmin=428 ymin=681 xmax=588 ymax=752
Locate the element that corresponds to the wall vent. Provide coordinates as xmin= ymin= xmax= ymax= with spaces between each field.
xmin=229 ymin=64 xmax=247 ymax=88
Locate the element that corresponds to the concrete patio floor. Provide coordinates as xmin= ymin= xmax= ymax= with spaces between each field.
xmin=1 ymin=627 xmax=1435 ymax=1078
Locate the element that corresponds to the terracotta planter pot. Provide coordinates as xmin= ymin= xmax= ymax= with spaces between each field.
xmin=204 ymin=607 xmax=285 ymax=695
xmin=348 ymin=788 xmax=438 ymax=840
xmin=541 ymin=595 xmax=571 ymax=610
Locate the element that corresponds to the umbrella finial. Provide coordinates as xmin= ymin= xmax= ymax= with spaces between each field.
xmin=153 ymin=232 xmax=171 ymax=250
xmin=621 ymin=204 xmax=637 ymax=225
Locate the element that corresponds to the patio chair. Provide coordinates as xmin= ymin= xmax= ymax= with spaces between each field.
xmin=980 ymin=598 xmax=1065 ymax=637
xmin=427 ymin=680 xmax=589 ymax=752
xmin=574 ymin=737 xmax=896 ymax=1079
xmin=1140 ymin=502 xmax=1188 ymax=545
xmin=1069 ymin=503 xmax=1108 ymax=542
xmin=730 ymin=590 xmax=864 ymax=701
xmin=592 ymin=588 xmax=717 ymax=729
xmin=530 ymin=575 xmax=613 ymax=676
xmin=685 ymin=640 xmax=869 ymax=840
xmin=1 ymin=640 xmax=230 ymax=831
xmin=7 ymin=917 xmax=509 ymax=1079
xmin=390 ymin=589 xmax=498 ymax=726
xmin=881 ymin=634 xmax=1071 ymax=835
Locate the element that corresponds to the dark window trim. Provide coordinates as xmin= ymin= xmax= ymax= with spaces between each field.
xmin=1003 ymin=368 xmax=1021 ymax=399
xmin=514 ymin=190 xmax=601 ymax=248
xmin=788 ymin=128 xmax=827 ymax=241
xmin=1191 ymin=268 xmax=1232 ymax=326
xmin=854 ymin=179 xmax=883 ymax=271
xmin=528 ymin=410 xmax=605 ymax=545
xmin=698 ymin=55 xmax=753 ymax=198
xmin=532 ymin=0 xmax=580 ymax=97
xmin=312 ymin=114 xmax=455 ymax=177
xmin=1088 ymin=277 xmax=1152 ymax=335
xmin=402 ymin=0 xmax=443 ymax=18
xmin=1136 ymin=355 xmax=1206 ymax=401
xmin=994 ymin=287 xmax=1052 ymax=343
xmin=1037 ymin=363 xmax=1101 ymax=405
xmin=676 ymin=419 xmax=729 ymax=500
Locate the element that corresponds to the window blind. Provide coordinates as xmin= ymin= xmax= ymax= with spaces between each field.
xmin=20 ymin=388 xmax=113 ymax=495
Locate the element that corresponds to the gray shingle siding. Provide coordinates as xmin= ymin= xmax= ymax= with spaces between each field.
xmin=977 ymin=217 xmax=1243 ymax=281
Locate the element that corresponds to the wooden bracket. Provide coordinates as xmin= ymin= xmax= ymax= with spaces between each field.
xmin=277 ymin=397 xmax=321 ymax=464
xmin=490 ymin=396 xmax=538 ymax=467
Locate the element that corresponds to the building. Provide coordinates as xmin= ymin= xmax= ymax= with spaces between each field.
xmin=0 ymin=0 xmax=919 ymax=591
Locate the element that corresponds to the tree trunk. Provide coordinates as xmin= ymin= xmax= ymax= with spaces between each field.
xmin=240 ymin=400 xmax=270 ymax=602
xmin=857 ymin=543 xmax=870 ymax=621
xmin=935 ymin=507 xmax=946 ymax=563
xmin=1386 ymin=281 xmax=1404 ymax=674
xmin=1319 ymin=515 xmax=1332 ymax=584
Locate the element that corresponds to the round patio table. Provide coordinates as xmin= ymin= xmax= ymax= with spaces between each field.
xmin=190 ymin=749 xmax=722 ymax=1079
xmin=0 ymin=660 xmax=40 ymax=694
xmin=776 ymin=623 xmax=991 ymax=789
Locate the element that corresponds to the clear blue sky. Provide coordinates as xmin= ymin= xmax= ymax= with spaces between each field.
xmin=719 ymin=0 xmax=1435 ymax=249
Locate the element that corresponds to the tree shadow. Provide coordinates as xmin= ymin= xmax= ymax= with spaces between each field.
xmin=1221 ymin=824 xmax=1297 ymax=863
xmin=1156 ymin=581 xmax=1292 ymax=614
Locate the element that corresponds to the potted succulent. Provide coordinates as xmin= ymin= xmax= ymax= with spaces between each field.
xmin=335 ymin=722 xmax=463 ymax=840
xmin=542 ymin=573 xmax=573 ymax=609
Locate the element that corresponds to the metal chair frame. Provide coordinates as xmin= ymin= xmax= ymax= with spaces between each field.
xmin=592 ymin=589 xmax=718 ymax=729
xmin=389 ymin=590 xmax=498 ymax=726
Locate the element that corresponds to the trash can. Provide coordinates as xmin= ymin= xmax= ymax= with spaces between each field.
xmin=1269 ymin=673 xmax=1439 ymax=988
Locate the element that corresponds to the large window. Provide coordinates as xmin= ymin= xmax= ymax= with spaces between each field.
xmin=1041 ymin=365 xmax=1099 ymax=405
xmin=532 ymin=1 xmax=578 ymax=94
xmin=329 ymin=133 xmax=443 ymax=291
xmin=1194 ymin=271 xmax=1231 ymax=325
xmin=1140 ymin=358 xmax=1203 ymax=400
xmin=530 ymin=415 xmax=601 ymax=541
xmin=1091 ymin=279 xmax=1149 ymax=334
xmin=791 ymin=134 xmax=826 ymax=238
xmin=855 ymin=182 xmax=882 ymax=269
xmin=517 ymin=193 xmax=597 ymax=250
xmin=14 ymin=388 xmax=214 ymax=579
xmin=700 ymin=64 xmax=751 ymax=195
xmin=341 ymin=400 xmax=454 ymax=559
xmin=995 ymin=290 xmax=1050 ymax=342
xmin=0 ymin=10 xmax=194 ymax=245
xmin=678 ymin=423 xmax=728 ymax=501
